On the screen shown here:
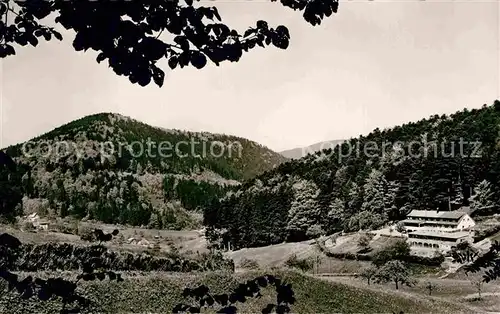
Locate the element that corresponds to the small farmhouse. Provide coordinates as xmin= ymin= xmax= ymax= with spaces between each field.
xmin=37 ymin=219 xmax=50 ymax=231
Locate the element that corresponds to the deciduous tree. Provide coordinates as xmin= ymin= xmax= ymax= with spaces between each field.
xmin=0 ymin=0 xmax=339 ymax=87
xmin=357 ymin=233 xmax=371 ymax=252
xmin=471 ymin=279 xmax=483 ymax=299
xmin=375 ymin=260 xmax=415 ymax=290
xmin=360 ymin=265 xmax=377 ymax=285
xmin=451 ymin=241 xmax=479 ymax=265
xmin=424 ymin=281 xmax=436 ymax=296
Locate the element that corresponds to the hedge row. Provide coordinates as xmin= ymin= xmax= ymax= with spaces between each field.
xmin=473 ymin=224 xmax=500 ymax=243
xmin=321 ymin=251 xmax=372 ymax=261
xmin=2 ymin=242 xmax=234 ymax=272
xmin=321 ymin=249 xmax=443 ymax=266
xmin=402 ymin=254 xmax=444 ymax=267
xmin=316 ymin=239 xmax=444 ymax=267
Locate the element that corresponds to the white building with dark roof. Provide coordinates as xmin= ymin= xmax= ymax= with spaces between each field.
xmin=402 ymin=209 xmax=476 ymax=252
xmin=402 ymin=209 xmax=475 ymax=233
xmin=407 ymin=230 xmax=473 ymax=251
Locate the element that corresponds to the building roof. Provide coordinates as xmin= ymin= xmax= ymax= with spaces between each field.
xmin=402 ymin=219 xmax=458 ymax=226
xmin=456 ymin=206 xmax=474 ymax=214
xmin=407 ymin=210 xmax=466 ymax=220
xmin=408 ymin=230 xmax=471 ymax=240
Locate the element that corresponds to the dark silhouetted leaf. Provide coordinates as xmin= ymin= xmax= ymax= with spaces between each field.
xmin=51 ymin=30 xmax=63 ymax=41
xmin=190 ymin=52 xmax=207 ymax=69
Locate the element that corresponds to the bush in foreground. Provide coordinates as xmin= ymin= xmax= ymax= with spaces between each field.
xmin=173 ymin=274 xmax=295 ymax=313
xmin=239 ymin=258 xmax=260 ymax=270
xmin=4 ymin=242 xmax=233 ymax=273
xmin=284 ymin=255 xmax=314 ymax=272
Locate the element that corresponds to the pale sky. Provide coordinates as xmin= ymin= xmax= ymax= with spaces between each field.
xmin=1 ymin=0 xmax=499 ymax=152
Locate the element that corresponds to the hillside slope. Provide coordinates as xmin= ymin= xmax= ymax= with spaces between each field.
xmin=0 ymin=271 xmax=473 ymax=314
xmin=205 ymin=100 xmax=500 ymax=249
xmin=1 ymin=113 xmax=287 ymax=228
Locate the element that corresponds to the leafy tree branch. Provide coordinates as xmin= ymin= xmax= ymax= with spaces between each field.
xmin=0 ymin=0 xmax=339 ymax=86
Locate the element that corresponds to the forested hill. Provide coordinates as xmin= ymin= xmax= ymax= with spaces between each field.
xmin=204 ymin=100 xmax=500 ymax=250
xmin=0 ymin=113 xmax=287 ymax=229
xmin=279 ymin=139 xmax=345 ymax=159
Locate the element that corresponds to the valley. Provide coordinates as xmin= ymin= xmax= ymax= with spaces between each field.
xmin=4 ymin=102 xmax=500 ymax=313
xmin=2 ymin=217 xmax=500 ymax=313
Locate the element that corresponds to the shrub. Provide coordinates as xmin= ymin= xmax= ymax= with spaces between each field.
xmin=148 ymin=242 xmax=162 ymax=256
xmin=115 ymin=233 xmax=125 ymax=245
xmin=404 ymin=254 xmax=445 ymax=267
xmin=306 ymin=225 xmax=325 ymax=239
xmin=323 ymin=251 xmax=371 ymax=261
xmin=473 ymin=225 xmax=500 ymax=242
xmin=173 ymin=274 xmax=295 ymax=314
xmin=22 ymin=221 xmax=35 ymax=232
xmin=2 ymin=241 xmax=234 ymax=273
xmin=79 ymin=228 xmax=119 ymax=243
xmin=372 ymin=240 xmax=411 ymax=267
xmin=78 ymin=225 xmax=94 ymax=240
xmin=167 ymin=240 xmax=180 ymax=255
xmin=318 ymin=237 xmax=443 ymax=267
xmin=239 ymin=258 xmax=259 ymax=269
xmin=285 ymin=254 xmax=314 ymax=272
xmin=357 ymin=234 xmax=372 ymax=253
xmin=55 ymin=222 xmax=78 ymax=235
xmin=395 ymin=222 xmax=406 ymax=233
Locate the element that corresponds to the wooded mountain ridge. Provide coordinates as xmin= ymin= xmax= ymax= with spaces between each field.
xmin=0 ymin=113 xmax=287 ymax=229
xmin=204 ymin=100 xmax=500 ymax=250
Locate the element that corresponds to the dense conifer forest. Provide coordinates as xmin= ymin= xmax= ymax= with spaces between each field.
xmin=0 ymin=113 xmax=286 ymax=228
xmin=204 ymin=100 xmax=500 ymax=249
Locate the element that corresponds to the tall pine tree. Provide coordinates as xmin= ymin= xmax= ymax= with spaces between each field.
xmin=470 ymin=179 xmax=496 ymax=213
xmin=361 ymin=169 xmax=386 ymax=214
xmin=286 ymin=179 xmax=322 ymax=242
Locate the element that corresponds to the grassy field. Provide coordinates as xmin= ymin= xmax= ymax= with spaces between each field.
xmin=0 ymin=220 xmax=208 ymax=256
xmin=0 ymin=270 xmax=477 ymax=314
xmin=319 ymin=274 xmax=500 ymax=313
xmin=4 ymin=221 xmax=500 ymax=313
